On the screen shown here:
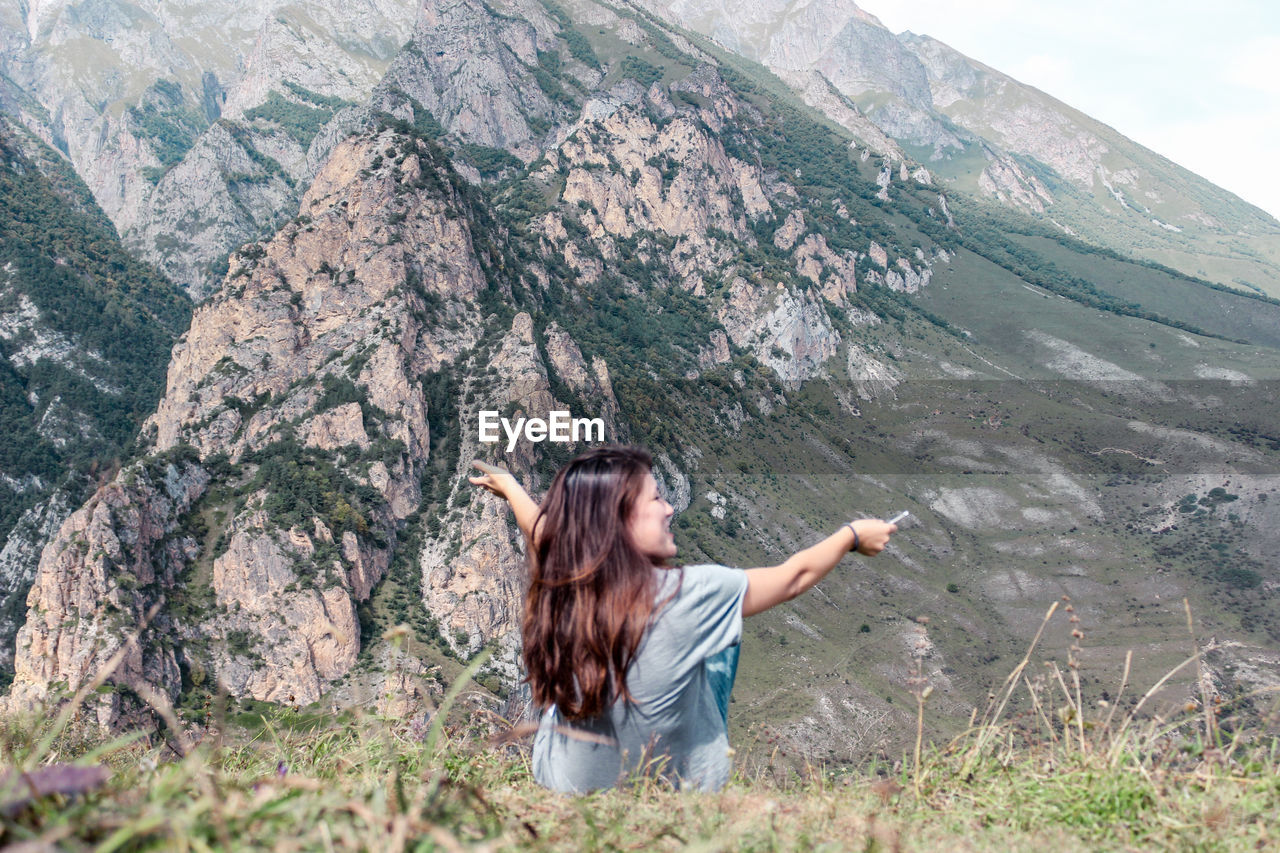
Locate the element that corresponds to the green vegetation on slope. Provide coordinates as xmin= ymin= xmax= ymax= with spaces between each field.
xmin=244 ymin=82 xmax=353 ymax=148
xmin=0 ymin=122 xmax=191 ymax=681
xmin=0 ymin=163 xmax=187 ymax=395
xmin=0 ymin=125 xmax=191 ymax=335
xmin=129 ymin=79 xmax=210 ymax=183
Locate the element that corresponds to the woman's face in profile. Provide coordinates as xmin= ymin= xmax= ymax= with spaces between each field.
xmin=628 ymin=472 xmax=677 ymax=561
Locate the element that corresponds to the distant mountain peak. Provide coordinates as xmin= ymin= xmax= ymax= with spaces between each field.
xmin=636 ymin=0 xmax=1280 ymax=295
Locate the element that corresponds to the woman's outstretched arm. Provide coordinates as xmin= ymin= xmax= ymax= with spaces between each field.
xmin=742 ymin=519 xmax=896 ymax=617
xmin=469 ymin=461 xmax=542 ymax=544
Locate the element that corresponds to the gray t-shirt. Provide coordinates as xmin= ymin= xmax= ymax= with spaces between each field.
xmin=531 ymin=563 xmax=749 ymax=793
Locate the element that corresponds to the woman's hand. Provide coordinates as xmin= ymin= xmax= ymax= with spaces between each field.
xmin=851 ymin=518 xmax=897 ymax=556
xmin=469 ymin=460 xmax=518 ymax=502
xmin=469 ymin=460 xmax=543 ymax=544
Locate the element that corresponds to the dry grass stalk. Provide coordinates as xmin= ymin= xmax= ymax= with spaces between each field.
xmin=1184 ymin=597 xmax=1218 ymax=747
xmin=1102 ymin=649 xmax=1133 ymax=739
xmin=960 ymin=601 xmax=1058 ymax=775
xmin=1105 ymin=648 xmax=1211 ymax=767
xmin=1047 ymin=661 xmax=1084 ymax=752
xmin=1020 ymin=673 xmax=1057 ymax=744
xmin=1064 ymin=599 xmax=1087 ymax=753
xmin=25 ymin=599 xmax=164 ymax=770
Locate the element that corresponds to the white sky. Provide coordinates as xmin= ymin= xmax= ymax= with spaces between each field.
xmin=857 ymin=0 xmax=1280 ymax=223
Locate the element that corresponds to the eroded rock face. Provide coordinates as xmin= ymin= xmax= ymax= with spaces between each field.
xmin=846 ymin=342 xmax=900 ymax=401
xmin=210 ymin=511 xmax=368 ymax=703
xmin=420 ymin=313 xmax=567 ymax=661
xmin=146 ymin=129 xmax=483 ymax=464
xmin=142 ymin=129 xmax=499 ymax=706
xmin=554 ymin=81 xmax=764 ymax=257
xmin=3 ymin=0 xmax=420 ymax=295
xmin=128 ymin=120 xmax=310 ymax=300
xmin=977 ymin=148 xmax=1054 ymax=214
xmin=543 ymin=321 xmax=622 ymax=437
xmin=793 ymin=233 xmax=857 ymax=303
xmin=373 ymin=0 xmax=565 ymax=162
xmin=526 ymin=66 xmax=888 ymax=389
xmin=718 ymin=276 xmax=843 ymax=389
xmin=0 ymin=489 xmax=77 ymax=674
xmin=5 ymin=121 xmax=507 ymax=717
xmin=4 ymin=458 xmax=208 ymax=724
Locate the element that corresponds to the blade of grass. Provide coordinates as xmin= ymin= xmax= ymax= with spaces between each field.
xmin=76 ymin=730 xmax=147 ymax=766
xmin=425 ymin=649 xmax=491 ymax=758
xmin=96 ymin=812 xmax=168 ymax=853
xmin=1021 ymin=674 xmax=1058 ymax=744
xmin=1184 ymin=598 xmax=1217 ymax=747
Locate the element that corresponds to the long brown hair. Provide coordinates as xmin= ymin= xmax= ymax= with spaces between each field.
xmin=522 ymin=446 xmax=671 ymax=720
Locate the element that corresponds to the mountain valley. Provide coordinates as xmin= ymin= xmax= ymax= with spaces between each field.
xmin=0 ymin=0 xmax=1276 ymax=761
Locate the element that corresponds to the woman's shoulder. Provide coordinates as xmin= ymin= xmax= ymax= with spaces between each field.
xmin=655 ymin=564 xmax=748 ymax=609
xmin=644 ymin=563 xmax=748 ymax=665
xmin=677 ymin=563 xmax=746 ymax=583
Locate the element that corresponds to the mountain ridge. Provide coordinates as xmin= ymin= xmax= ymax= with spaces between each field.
xmin=0 ymin=0 xmax=1276 ymax=762
xmin=634 ymin=0 xmax=1280 ymax=297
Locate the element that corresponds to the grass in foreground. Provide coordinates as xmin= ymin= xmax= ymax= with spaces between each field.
xmin=1 ymin=605 xmax=1277 ymax=851
xmin=1 ymin=696 xmax=1277 ymax=849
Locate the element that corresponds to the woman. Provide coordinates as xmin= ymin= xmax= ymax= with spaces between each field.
xmin=470 ymin=446 xmax=895 ymax=792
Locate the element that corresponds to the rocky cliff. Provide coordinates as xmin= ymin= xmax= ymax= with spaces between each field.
xmin=7 ymin=123 xmax=493 ymax=715
xmin=0 ymin=117 xmax=190 ymax=681
xmin=0 ymin=0 xmax=419 ymax=296
xmin=5 ymin=451 xmax=207 ymax=723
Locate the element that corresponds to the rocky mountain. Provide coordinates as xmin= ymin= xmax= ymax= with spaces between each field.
xmin=3 ymin=0 xmax=1279 ymax=761
xmin=0 ymin=0 xmax=420 ymax=297
xmin=635 ymin=0 xmax=1280 ymax=298
xmin=0 ymin=116 xmax=190 ymax=684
